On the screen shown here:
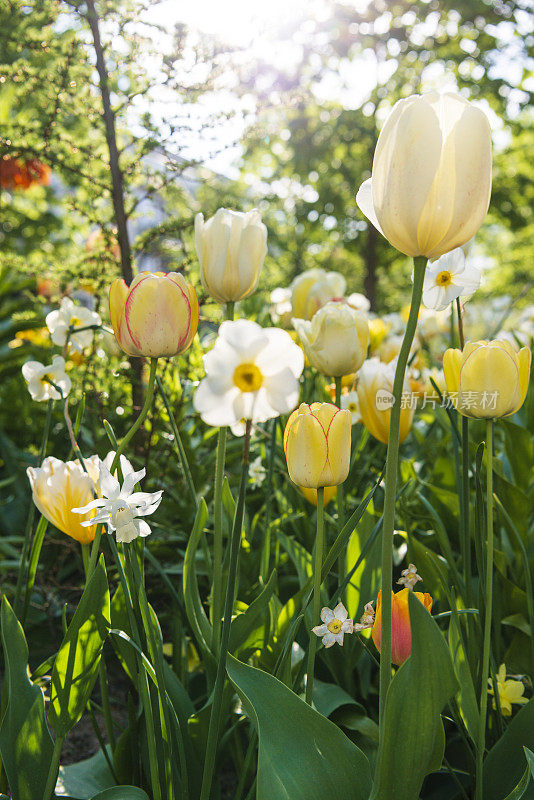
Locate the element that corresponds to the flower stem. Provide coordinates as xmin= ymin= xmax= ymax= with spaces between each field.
xmin=305 ymin=485 xmax=325 ymax=706
xmin=200 ymin=419 xmax=251 ymax=800
xmin=476 ymin=418 xmax=494 ymax=800
xmin=155 ymin=375 xmax=197 ymax=506
xmin=111 ymin=357 xmax=158 ymax=469
xmin=378 ymin=256 xmax=426 ymax=727
xmin=260 ymin=418 xmax=277 ymax=583
xmin=14 ymin=398 xmax=53 ymax=614
xmin=334 ymin=377 xmax=346 ymax=596
xmin=211 ymin=301 xmax=235 ymax=649
xmin=43 ymin=734 xmax=64 ymax=800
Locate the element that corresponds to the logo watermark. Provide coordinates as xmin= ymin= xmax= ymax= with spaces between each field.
xmin=374 ymin=391 xmax=499 ymax=412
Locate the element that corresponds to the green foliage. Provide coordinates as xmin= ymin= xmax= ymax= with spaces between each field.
xmin=0 ymin=597 xmax=54 ymax=800
xmin=48 ymin=555 xmax=110 ymax=738
xmin=227 ymin=655 xmax=373 ymax=800
xmin=371 ymin=592 xmax=458 ymax=800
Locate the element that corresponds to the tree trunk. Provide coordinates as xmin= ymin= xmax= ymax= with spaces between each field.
xmin=364 ymin=224 xmax=378 ymax=311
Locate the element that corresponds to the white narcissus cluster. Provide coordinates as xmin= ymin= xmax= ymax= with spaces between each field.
xmin=73 ymin=458 xmax=163 ymax=544
xmin=22 ymin=355 xmax=71 ymax=401
xmin=195 ymin=208 xmax=267 ymax=304
xmin=193 ymin=319 xmax=304 ymax=435
xmin=46 ymin=296 xmax=102 ymax=352
xmin=357 ymin=92 xmax=492 ymax=259
xmin=293 ymin=300 xmax=369 ymax=378
xmin=421 ymin=248 xmax=481 ymax=311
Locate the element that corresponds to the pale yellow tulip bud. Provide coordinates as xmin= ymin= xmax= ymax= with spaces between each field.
xmin=283 ymin=402 xmax=351 ymax=488
xmin=195 ymin=208 xmax=267 ymax=304
xmin=109 ymin=271 xmax=198 ymax=358
xmin=27 ymin=456 xmax=100 ymax=545
xmin=357 ymin=92 xmax=492 ymax=259
xmin=293 ymin=301 xmax=369 ymax=378
xmin=290 ymin=268 xmax=346 ymax=320
xmin=357 ymin=358 xmax=414 ymax=445
xmin=443 ymin=340 xmax=531 ymax=419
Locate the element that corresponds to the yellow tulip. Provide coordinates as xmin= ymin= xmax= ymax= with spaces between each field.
xmin=443 ymin=339 xmax=531 ymax=419
xmin=357 ymin=358 xmax=414 ymax=444
xmin=300 ymin=485 xmax=337 ymax=507
xmin=368 ymin=318 xmax=391 ymax=353
xmin=293 ymin=301 xmax=369 ymax=377
xmin=357 ymin=93 xmax=492 ymax=259
xmin=195 ymin=208 xmax=267 ymax=304
xmin=27 ymin=456 xmax=100 ymax=545
xmin=109 ymin=271 xmax=198 ymax=358
xmin=290 ymin=268 xmax=346 ymax=320
xmin=283 ymin=402 xmax=351 ymax=488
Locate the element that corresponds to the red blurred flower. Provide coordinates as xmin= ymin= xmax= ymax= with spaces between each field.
xmin=372 ymin=588 xmax=433 ymax=666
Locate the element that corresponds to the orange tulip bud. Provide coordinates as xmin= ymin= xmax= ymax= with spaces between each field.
xmin=109 ymin=271 xmax=199 ymax=358
xmin=371 ymin=588 xmax=433 ymax=666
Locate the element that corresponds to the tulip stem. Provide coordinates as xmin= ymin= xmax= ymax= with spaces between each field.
xmin=260 ymin=418 xmax=278 ymax=583
xmin=378 ymin=256 xmax=426 ymax=729
xmin=155 ymin=375 xmax=197 ymax=506
xmin=305 ymin=485 xmax=325 ymax=706
xmin=476 ymin=419 xmax=494 ymax=800
xmin=334 ymin=377 xmax=346 ymax=596
xmin=111 ymin=357 xmax=158 ymax=469
xmin=43 ymin=734 xmax=65 ymax=800
xmin=200 ymin=419 xmax=251 ymax=800
xmin=211 ymin=302 xmax=234 ymax=649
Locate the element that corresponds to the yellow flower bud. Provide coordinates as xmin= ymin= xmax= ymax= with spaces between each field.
xmin=293 ymin=301 xmax=369 ymax=378
xmin=27 ymin=456 xmax=101 ymax=545
xmin=357 ymin=358 xmax=414 ymax=445
xmin=357 ymin=93 xmax=492 ymax=259
xmin=290 ymin=268 xmax=346 ymax=320
xmin=109 ymin=271 xmax=199 ymax=358
xmin=283 ymin=402 xmax=351 ymax=488
xmin=195 ymin=208 xmax=267 ymax=304
xmin=443 ymin=339 xmax=531 ymax=419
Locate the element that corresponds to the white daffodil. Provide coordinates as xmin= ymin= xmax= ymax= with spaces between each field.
xmin=354 ymin=602 xmax=375 ymax=632
xmin=249 ymin=456 xmax=266 ymax=488
xmin=341 ymin=390 xmax=361 ymax=425
xmin=312 ymin=603 xmax=353 ymax=648
xmin=22 ymin=355 xmax=71 ymax=401
xmin=193 ymin=319 xmax=304 ymax=436
xmin=72 ymin=459 xmax=163 ymax=544
xmin=397 ymin=563 xmax=423 ymax=590
xmin=421 ymin=248 xmax=481 ymax=312
xmin=46 ymin=296 xmax=102 ymax=352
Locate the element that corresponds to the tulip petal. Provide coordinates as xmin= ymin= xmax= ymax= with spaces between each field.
xmin=442 ymin=348 xmax=462 ymax=395
xmin=356 ymin=178 xmax=385 ymax=237
xmin=125 ymin=273 xmax=192 ymax=357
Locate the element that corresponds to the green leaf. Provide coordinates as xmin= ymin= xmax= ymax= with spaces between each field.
xmin=183 ymin=498 xmax=213 ymax=656
xmin=0 ymin=597 xmax=54 ymax=800
xmin=484 ymin=698 xmax=534 ymax=800
xmin=229 ymin=569 xmax=277 ymax=654
xmin=371 ymin=592 xmax=458 ymax=800
xmin=56 ymin=748 xmax=115 ymax=798
xmin=448 ymin=604 xmax=479 ymax=743
xmin=110 ymin=585 xmax=137 ymax=682
xmin=48 ymin=555 xmax=110 ymax=738
xmin=90 ymin=789 xmax=150 ymax=800
xmin=502 ymin=764 xmax=531 ymax=800
xmin=227 ymin=655 xmax=372 ymax=800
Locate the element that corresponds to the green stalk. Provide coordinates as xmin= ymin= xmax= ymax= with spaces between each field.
xmin=14 ymin=398 xmax=53 ymax=614
xmin=156 ymin=375 xmax=197 ymax=506
xmin=43 ymin=735 xmax=64 ymax=800
xmin=305 ymin=486 xmax=325 ymax=705
xmin=87 ymin=358 xmax=158 ymax=578
xmin=476 ymin=419 xmax=494 ymax=800
xmin=260 ymin=418 xmax=277 ymax=583
xmin=200 ymin=419 xmax=251 ymax=800
xmin=378 ymin=256 xmax=426 ymax=726
xmin=211 ymin=301 xmax=235 ymax=649
xmin=334 ymin=377 xmax=346 ymax=596
xmin=456 ymin=298 xmax=472 ymax=605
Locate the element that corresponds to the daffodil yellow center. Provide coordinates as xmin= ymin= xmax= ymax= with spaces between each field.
xmin=233 ymin=362 xmax=263 ymax=392
xmin=348 ymin=402 xmax=358 ymax=412
xmin=436 ymin=270 xmax=452 ymax=287
xmin=327 ymin=619 xmax=342 ymax=634
xmin=70 ymin=317 xmax=82 ymax=326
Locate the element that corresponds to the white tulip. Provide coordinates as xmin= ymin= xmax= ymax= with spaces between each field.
xmin=290 ymin=268 xmax=346 ymax=320
xmin=357 ymin=92 xmax=492 ymax=259
xmin=294 ymin=301 xmax=369 ymax=377
xmin=22 ymin=355 xmax=71 ymax=401
xmin=195 ymin=208 xmax=267 ymax=304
